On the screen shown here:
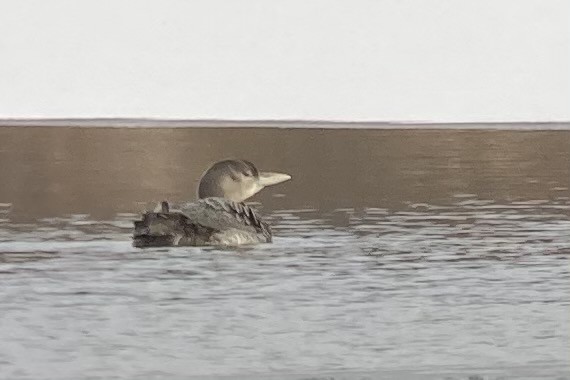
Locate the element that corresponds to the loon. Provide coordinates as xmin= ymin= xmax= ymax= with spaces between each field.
xmin=133 ymin=159 xmax=291 ymax=247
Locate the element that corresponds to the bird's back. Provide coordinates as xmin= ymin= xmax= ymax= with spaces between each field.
xmin=133 ymin=198 xmax=271 ymax=247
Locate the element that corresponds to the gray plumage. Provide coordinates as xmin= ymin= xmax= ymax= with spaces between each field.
xmin=133 ymin=159 xmax=290 ymax=247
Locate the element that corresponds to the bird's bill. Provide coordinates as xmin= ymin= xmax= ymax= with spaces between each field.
xmin=258 ymin=172 xmax=292 ymax=187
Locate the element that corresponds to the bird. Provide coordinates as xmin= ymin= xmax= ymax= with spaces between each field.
xmin=133 ymin=159 xmax=291 ymax=247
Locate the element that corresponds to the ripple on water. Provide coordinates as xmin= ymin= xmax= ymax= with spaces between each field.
xmin=0 ymin=199 xmax=569 ymax=379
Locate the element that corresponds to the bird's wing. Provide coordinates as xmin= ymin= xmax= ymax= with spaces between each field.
xmin=178 ymin=197 xmax=271 ymax=240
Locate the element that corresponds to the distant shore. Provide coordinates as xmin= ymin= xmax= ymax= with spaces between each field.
xmin=0 ymin=118 xmax=569 ymax=130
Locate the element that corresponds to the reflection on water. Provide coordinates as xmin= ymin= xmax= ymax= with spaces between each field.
xmin=0 ymin=126 xmax=569 ymax=379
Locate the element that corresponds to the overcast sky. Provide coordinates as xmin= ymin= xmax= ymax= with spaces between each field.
xmin=0 ymin=0 xmax=568 ymax=122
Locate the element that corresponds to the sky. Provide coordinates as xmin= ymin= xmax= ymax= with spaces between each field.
xmin=0 ymin=0 xmax=568 ymax=122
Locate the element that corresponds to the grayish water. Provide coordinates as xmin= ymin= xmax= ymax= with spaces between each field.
xmin=0 ymin=125 xmax=569 ymax=379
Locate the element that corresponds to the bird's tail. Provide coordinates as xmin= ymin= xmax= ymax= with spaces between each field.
xmin=133 ymin=201 xmax=190 ymax=248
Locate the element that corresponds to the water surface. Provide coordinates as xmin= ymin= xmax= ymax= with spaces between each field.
xmin=0 ymin=126 xmax=569 ymax=379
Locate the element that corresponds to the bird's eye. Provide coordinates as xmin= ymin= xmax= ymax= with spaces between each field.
xmin=244 ymin=171 xmax=252 ymax=177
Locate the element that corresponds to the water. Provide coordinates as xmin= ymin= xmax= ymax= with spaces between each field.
xmin=0 ymin=125 xmax=569 ymax=379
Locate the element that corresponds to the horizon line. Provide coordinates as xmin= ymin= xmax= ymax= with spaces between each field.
xmin=0 ymin=117 xmax=569 ymax=130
